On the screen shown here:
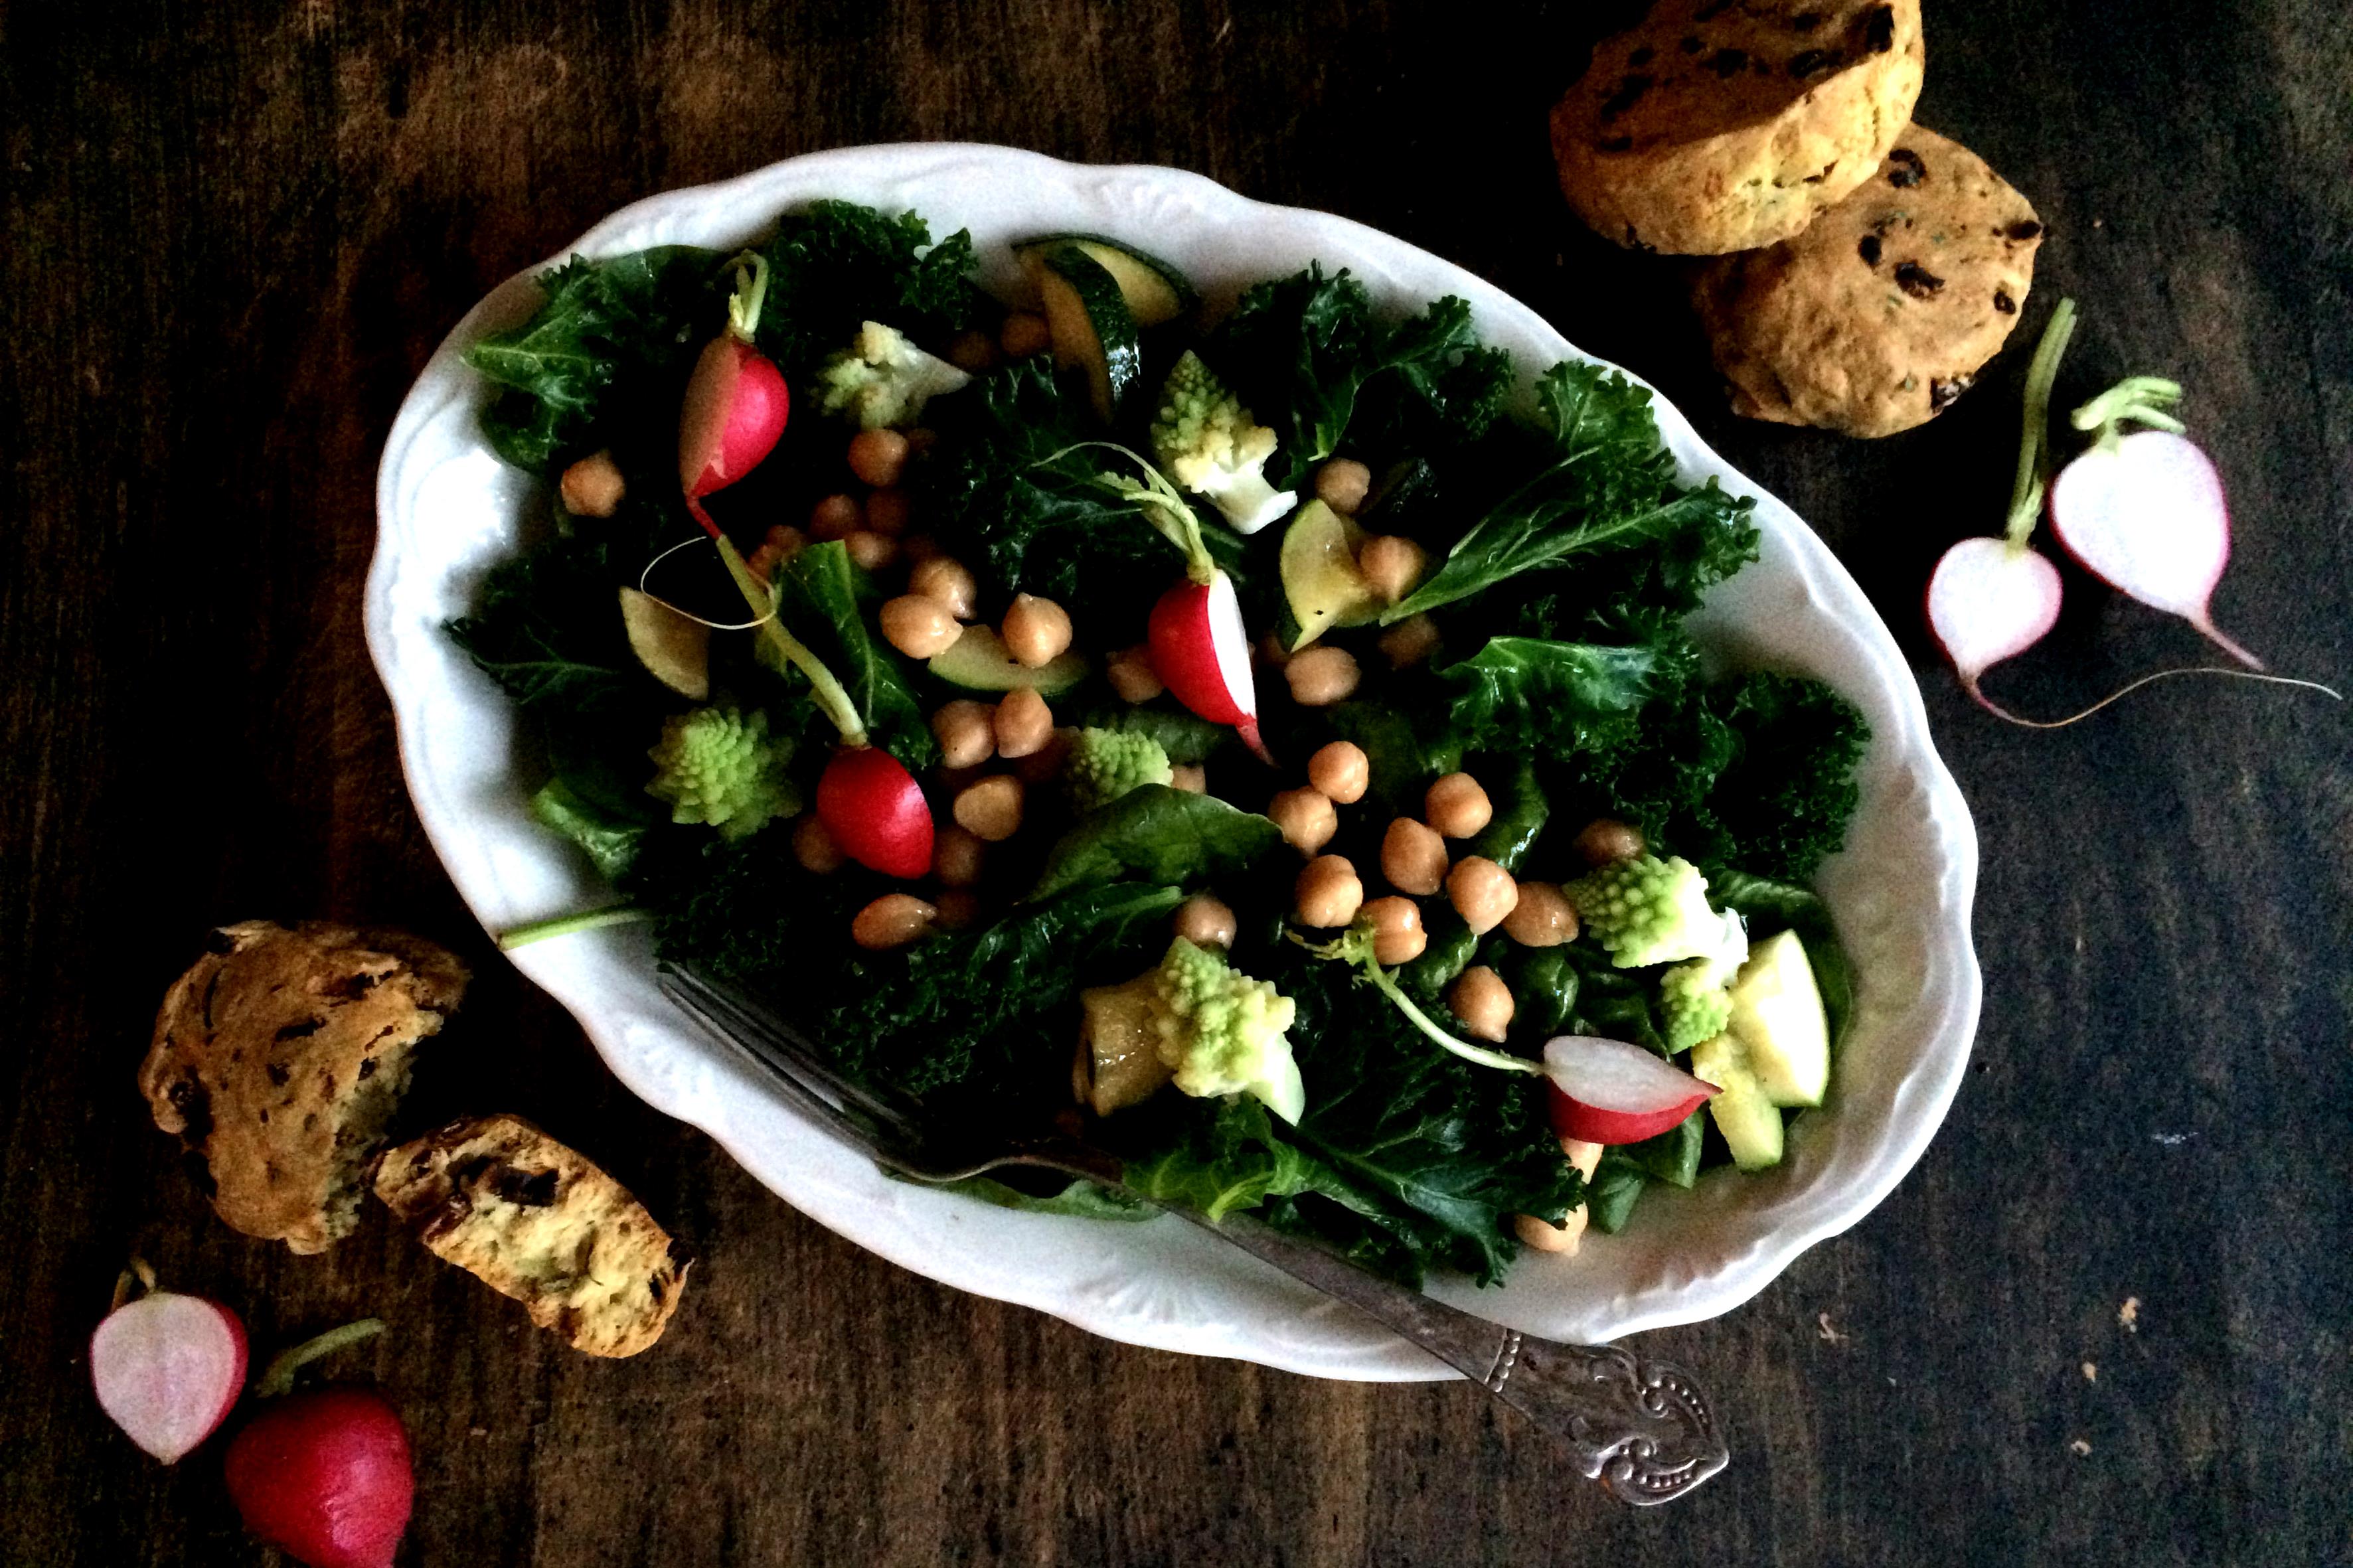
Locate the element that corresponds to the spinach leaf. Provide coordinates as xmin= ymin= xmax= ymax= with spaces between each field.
xmin=1466 ymin=756 xmax=1551 ymax=873
xmin=530 ymin=778 xmax=648 ymax=881
xmin=754 ymin=200 xmax=982 ymax=376
xmin=1508 ymin=947 xmax=1580 ymax=1039
xmin=1398 ymin=910 xmax=1479 ymax=1004
xmin=1627 ymin=1110 xmax=1704 ymax=1189
xmin=1321 ymin=702 xmax=1463 ymax=818
xmin=467 ymin=246 xmax=726 ymax=472
xmin=1708 ymin=868 xmax=1857 ymax=1050
xmin=1585 ymin=1155 xmax=1647 ymax=1234
xmin=1388 ymin=361 xmax=1757 ymax=622
xmin=1442 ymin=639 xmax=1658 ymax=757
xmin=1030 ymin=785 xmax=1284 ymax=901
xmin=771 ymin=541 xmax=937 ymax=770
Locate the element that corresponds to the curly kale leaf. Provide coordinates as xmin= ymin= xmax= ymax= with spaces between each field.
xmin=754 ymin=200 xmax=982 ymax=376
xmin=446 ymin=532 xmax=643 ymax=711
xmin=1390 ymin=360 xmax=1757 ymax=622
xmin=1704 ymin=674 xmax=1870 ymax=882
xmin=1029 ymin=785 xmax=1285 ymax=902
xmin=1209 ymin=267 xmax=1514 ymax=487
xmin=1438 ymin=637 xmax=1660 ymax=754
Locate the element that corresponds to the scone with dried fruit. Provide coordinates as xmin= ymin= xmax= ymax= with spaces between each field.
xmin=1551 ymin=0 xmax=1925 ymax=255
xmin=374 ymin=1114 xmax=690 ymax=1358
xmin=1691 ymin=123 xmax=2046 ymax=436
xmin=141 ymin=920 xmax=468 ymax=1254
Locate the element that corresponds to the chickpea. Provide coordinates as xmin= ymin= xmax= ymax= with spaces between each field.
xmin=1314 ymin=457 xmax=1372 ymax=514
xmin=1381 ymin=817 xmax=1448 ymax=896
xmin=844 ymin=530 xmax=900 ymax=572
xmin=792 ymin=814 xmax=846 ymax=874
xmin=1502 ymin=881 xmax=1578 ymax=947
xmin=1107 ymin=645 xmax=1165 ymax=703
xmin=999 ymin=311 xmax=1052 ymax=358
xmin=1574 ymin=817 xmax=1646 ymax=867
xmin=809 ymin=492 xmax=861 ymax=540
xmin=932 ymin=700 xmax=997 ymax=769
xmin=1514 ymin=1211 xmax=1582 ymax=1255
xmin=847 ymin=428 xmax=911 ymax=489
xmin=745 ymin=523 xmax=806 ymax=582
xmin=1447 ymin=856 xmax=1519 ymax=936
xmin=558 ymin=451 xmax=625 ymax=517
xmin=1268 ymin=787 xmax=1339 ymax=856
xmin=1425 ymin=772 xmax=1493 ymax=838
xmin=1363 ymin=896 xmax=1426 ymax=965
xmin=1000 ymin=593 xmax=1073 ymax=668
xmin=1170 ymin=763 xmax=1207 ymax=793
xmin=861 ymin=487 xmax=912 ymax=536
xmin=1012 ymin=727 xmax=1074 ymax=785
xmin=945 ymin=329 xmax=998 ymax=375
xmin=1378 ymin=613 xmax=1440 ymax=669
xmin=1306 ymin=740 xmax=1369 ymax=805
xmin=1293 ymin=855 xmax=1366 ymax=929
xmin=933 ymin=889 xmax=982 ymax=931
xmin=932 ymin=825 xmax=987 ymax=889
xmin=880 ymin=594 xmax=963 ymax=659
xmin=1356 ymin=534 xmax=1427 ymax=605
xmin=993 ymin=686 xmax=1054 ymax=759
xmin=1285 ymin=645 xmax=1360 ymax=707
xmin=852 ymin=893 xmax=936 ymax=950
xmin=901 ymin=532 xmax=943 ymax=565
xmin=908 ymin=556 xmax=978 ymax=620
xmin=1448 ymin=965 xmax=1515 ymax=1042
xmin=953 ymin=775 xmax=1024 ymax=842
xmin=1256 ymin=631 xmax=1291 ymax=668
xmin=1174 ymin=894 xmax=1240 ymax=950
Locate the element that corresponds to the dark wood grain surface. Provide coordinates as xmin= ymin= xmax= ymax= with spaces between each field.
xmin=5 ymin=2 xmax=2347 ymax=1563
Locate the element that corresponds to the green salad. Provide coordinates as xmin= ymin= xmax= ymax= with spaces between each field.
xmin=450 ymin=200 xmax=1867 ymax=1287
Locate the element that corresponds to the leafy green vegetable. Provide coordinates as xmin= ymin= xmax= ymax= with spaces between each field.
xmin=1707 ymin=868 xmax=1857 ymax=1050
xmin=467 ymin=246 xmax=726 ymax=471
xmin=1508 ymin=947 xmax=1580 ymax=1039
xmin=1320 ymin=702 xmax=1463 ymax=818
xmin=1030 ymin=785 xmax=1283 ymax=901
xmin=1060 ymin=701 xmax=1232 ymax=766
xmin=1441 ymin=639 xmax=1658 ymax=757
xmin=447 ymin=534 xmax=644 ymax=711
xmin=1210 ymin=268 xmax=1512 ymax=487
xmin=1388 ymin=361 xmax=1756 ymax=623
xmin=1465 ymin=757 xmax=1551 ymax=873
xmin=770 ymin=541 xmax=938 ymax=771
xmin=1627 ymin=1110 xmax=1704 ymax=1189
xmin=529 ymin=777 xmax=647 ymax=880
xmin=1124 ymin=1097 xmax=1365 ymax=1223
xmin=1700 ymin=675 xmax=1869 ymax=882
xmin=1585 ymin=1155 xmax=1647 ymax=1234
xmin=917 ymin=1173 xmax=1153 ymax=1220
xmin=754 ymin=200 xmax=981 ymax=376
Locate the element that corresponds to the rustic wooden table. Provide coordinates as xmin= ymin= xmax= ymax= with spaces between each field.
xmin=5 ymin=2 xmax=2346 ymax=1562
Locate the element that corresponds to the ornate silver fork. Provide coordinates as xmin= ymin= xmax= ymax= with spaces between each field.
xmin=660 ymin=965 xmax=1729 ymax=1504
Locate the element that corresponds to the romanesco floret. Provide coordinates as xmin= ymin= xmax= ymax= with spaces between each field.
xmin=1152 ymin=937 xmax=1305 ymax=1123
xmin=1149 ymin=350 xmax=1297 ymax=534
xmin=1565 ymin=853 xmax=1725 ymax=970
xmin=1062 ymin=726 xmax=1174 ymax=813
xmin=815 ymin=320 xmax=972 ymax=429
xmin=645 ymin=705 xmax=797 ymax=840
xmin=1657 ymin=909 xmax=1749 ymax=1052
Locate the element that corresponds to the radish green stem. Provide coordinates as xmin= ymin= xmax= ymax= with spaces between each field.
xmin=1293 ymin=929 xmax=1542 ymax=1075
xmin=254 ymin=1319 xmax=386 ymax=1398
xmin=700 ymin=525 xmax=868 ymax=746
xmin=2005 ymin=297 xmax=2079 ymax=546
xmin=1975 ymin=666 xmax=2342 ymax=729
xmin=724 ymin=252 xmax=771 ymax=343
xmin=1045 ymin=441 xmax=1218 ymax=585
xmin=2070 ymin=376 xmax=2186 ymax=447
xmin=110 ymin=1256 xmax=157 ymax=1313
xmin=499 ymin=905 xmax=651 ymax=950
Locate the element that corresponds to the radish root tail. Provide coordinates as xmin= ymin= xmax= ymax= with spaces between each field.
xmin=2190 ymin=618 xmax=2266 ymax=672
xmin=1970 ymin=667 xmax=2341 ymax=730
xmin=637 ymin=536 xmax=779 ymax=632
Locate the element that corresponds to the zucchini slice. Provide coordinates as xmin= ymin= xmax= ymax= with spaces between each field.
xmin=1017 ymin=234 xmax=1198 ymax=327
xmin=930 ymin=625 xmax=1089 ymax=696
xmin=1034 ymin=244 xmax=1143 ymax=423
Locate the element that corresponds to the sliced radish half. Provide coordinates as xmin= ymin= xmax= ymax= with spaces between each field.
xmin=817 ymin=746 xmax=935 ymax=880
xmin=1148 ymin=571 xmax=1256 ymax=727
xmin=91 ymin=1291 xmax=248 ymax=1463
xmin=1925 ymin=536 xmax=2064 ymax=714
xmin=680 ymin=336 xmax=790 ymax=501
xmin=1542 ymin=1035 xmax=1720 ymax=1146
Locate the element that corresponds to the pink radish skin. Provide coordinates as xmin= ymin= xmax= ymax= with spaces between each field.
xmin=2048 ymin=430 xmax=2263 ymax=668
xmin=1541 ymin=1036 xmax=1720 ymax=1146
xmin=816 ymin=746 xmax=935 ymax=880
xmin=1148 ymin=572 xmax=1272 ymax=761
xmin=679 ymin=337 xmax=790 ymax=503
xmin=90 ymin=1292 xmax=248 ymax=1463
xmin=1925 ymin=536 xmax=2065 ymax=718
xmin=224 ymin=1387 xmax=414 ymax=1568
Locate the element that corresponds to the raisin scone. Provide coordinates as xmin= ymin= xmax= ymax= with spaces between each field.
xmin=141 ymin=920 xmax=468 ymax=1254
xmin=1550 ymin=0 xmax=1925 ymax=256
xmin=1691 ymin=123 xmax=2046 ymax=437
xmin=374 ymin=1115 xmax=690 ymax=1358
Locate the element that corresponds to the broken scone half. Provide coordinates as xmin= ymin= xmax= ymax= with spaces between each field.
xmin=374 ymin=1114 xmax=690 ymax=1358
xmin=141 ymin=919 xmax=469 ymax=1254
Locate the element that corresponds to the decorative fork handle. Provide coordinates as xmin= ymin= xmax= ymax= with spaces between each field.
xmin=1170 ymin=1208 xmax=1728 ymax=1504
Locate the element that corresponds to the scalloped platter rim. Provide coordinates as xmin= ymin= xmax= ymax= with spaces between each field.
xmin=365 ymin=143 xmax=1981 ymax=1381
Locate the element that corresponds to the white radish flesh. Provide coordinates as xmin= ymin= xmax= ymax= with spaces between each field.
xmin=2048 ymin=430 xmax=2263 ymax=668
xmin=1925 ymin=537 xmax=2064 ymax=716
xmin=91 ymin=1292 xmax=248 ymax=1462
xmin=1541 ymin=1036 xmax=1719 ymax=1145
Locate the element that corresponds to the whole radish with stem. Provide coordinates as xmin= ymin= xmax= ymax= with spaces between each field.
xmin=89 ymin=1258 xmax=248 ymax=1464
xmin=223 ymin=1319 xmax=413 ymax=1568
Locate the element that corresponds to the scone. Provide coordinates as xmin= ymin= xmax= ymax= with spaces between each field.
xmin=1550 ymin=1 xmax=1925 ymax=255
xmin=374 ymin=1114 xmax=690 ymax=1358
xmin=141 ymin=921 xmax=468 ymax=1254
xmin=1691 ymin=124 xmax=2046 ymax=436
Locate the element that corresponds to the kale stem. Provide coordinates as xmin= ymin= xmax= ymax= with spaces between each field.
xmin=2004 ymin=297 xmax=2078 ymax=547
xmin=725 ymin=251 xmax=772 ymax=342
xmin=499 ymin=905 xmax=652 ymax=950
xmin=254 ymin=1318 xmax=385 ymax=1398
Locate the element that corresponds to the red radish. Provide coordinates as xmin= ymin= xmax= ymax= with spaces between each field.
xmin=90 ymin=1274 xmax=247 ymax=1463
xmin=226 ymin=1319 xmax=412 ymax=1568
xmin=1148 ymin=571 xmax=1271 ymax=760
xmin=1542 ymin=1036 xmax=1720 ymax=1146
xmin=679 ymin=252 xmax=788 ymax=518
xmin=2048 ymin=378 xmax=2262 ymax=668
xmin=225 ymin=1389 xmax=413 ymax=1568
xmin=817 ymin=745 xmax=935 ymax=878
xmin=1925 ymin=538 xmax=2066 ymax=720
